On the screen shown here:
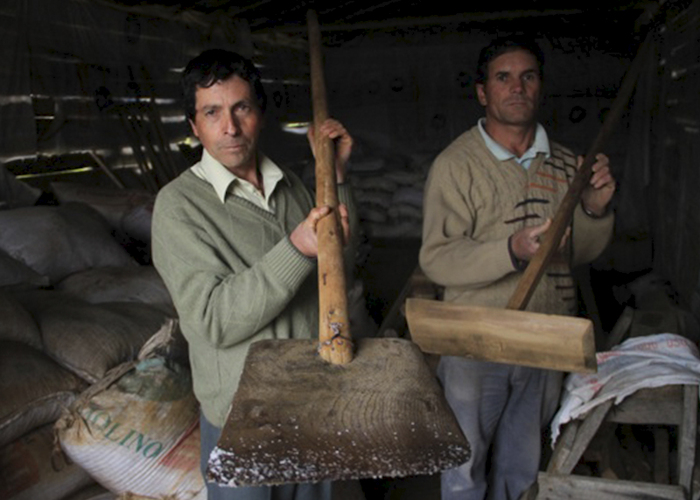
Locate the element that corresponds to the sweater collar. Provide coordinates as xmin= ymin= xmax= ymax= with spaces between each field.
xmin=192 ymin=149 xmax=290 ymax=204
xmin=477 ymin=118 xmax=550 ymax=168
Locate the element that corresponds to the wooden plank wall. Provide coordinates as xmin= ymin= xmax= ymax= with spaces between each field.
xmin=645 ymin=0 xmax=700 ymax=318
xmin=0 ymin=0 xmax=312 ymax=193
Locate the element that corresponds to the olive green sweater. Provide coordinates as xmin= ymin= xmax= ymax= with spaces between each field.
xmin=420 ymin=126 xmax=614 ymax=315
xmin=152 ymin=163 xmax=355 ymax=427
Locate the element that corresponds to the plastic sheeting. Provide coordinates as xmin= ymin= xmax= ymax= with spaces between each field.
xmin=550 ymin=333 xmax=700 ymax=445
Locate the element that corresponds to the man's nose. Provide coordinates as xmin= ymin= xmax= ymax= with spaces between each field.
xmin=223 ymin=111 xmax=241 ymax=135
xmin=511 ymin=79 xmax=524 ymax=93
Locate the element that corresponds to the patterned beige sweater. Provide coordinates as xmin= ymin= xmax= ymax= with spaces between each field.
xmin=420 ymin=126 xmax=614 ymax=316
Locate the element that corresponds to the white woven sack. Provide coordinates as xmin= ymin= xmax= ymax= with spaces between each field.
xmin=0 ymin=424 xmax=93 ymax=500
xmin=56 ymin=357 xmax=205 ymax=500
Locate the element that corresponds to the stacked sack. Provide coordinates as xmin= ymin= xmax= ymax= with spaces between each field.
xmin=301 ymin=143 xmax=435 ymax=240
xmin=55 ymin=321 xmax=204 ymax=500
xmin=0 ymin=176 xmax=203 ymax=500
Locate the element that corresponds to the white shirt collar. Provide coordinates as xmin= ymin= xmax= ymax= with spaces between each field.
xmin=191 ymin=149 xmax=286 ymax=208
xmin=477 ymin=118 xmax=551 ymax=168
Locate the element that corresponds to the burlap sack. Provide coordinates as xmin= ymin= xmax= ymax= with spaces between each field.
xmin=0 ymin=341 xmax=87 ymax=447
xmin=56 ymin=265 xmax=175 ymax=316
xmin=0 ymin=424 xmax=93 ymax=500
xmin=0 ymin=290 xmax=42 ymax=349
xmin=37 ymin=299 xmax=171 ymax=383
xmin=56 ymin=357 xmax=205 ymax=500
xmin=0 ymin=247 xmax=49 ymax=289
xmin=0 ymin=203 xmax=137 ymax=284
xmin=50 ymin=182 xmax=153 ymax=231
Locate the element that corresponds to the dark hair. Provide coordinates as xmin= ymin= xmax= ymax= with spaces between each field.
xmin=182 ymin=49 xmax=267 ymax=122
xmin=475 ymin=36 xmax=545 ymax=85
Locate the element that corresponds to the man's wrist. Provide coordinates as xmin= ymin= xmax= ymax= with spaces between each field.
xmin=507 ymin=236 xmax=528 ymax=271
xmin=581 ymin=200 xmax=609 ymax=219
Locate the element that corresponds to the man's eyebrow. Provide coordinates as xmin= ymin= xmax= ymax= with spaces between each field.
xmin=198 ymin=103 xmax=220 ymax=111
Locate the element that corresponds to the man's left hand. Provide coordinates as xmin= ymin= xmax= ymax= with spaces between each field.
xmin=580 ymin=153 xmax=616 ymax=216
xmin=307 ymin=119 xmax=353 ymax=183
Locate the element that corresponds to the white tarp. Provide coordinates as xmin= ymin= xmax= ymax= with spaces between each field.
xmin=551 ymin=333 xmax=700 ymax=445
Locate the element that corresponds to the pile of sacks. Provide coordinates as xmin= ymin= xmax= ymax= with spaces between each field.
xmin=0 ymin=173 xmax=205 ymax=500
xmin=301 ymin=146 xmax=435 ymax=240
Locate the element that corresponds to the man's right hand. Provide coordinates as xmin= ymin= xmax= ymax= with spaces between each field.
xmin=510 ymin=218 xmax=570 ymax=262
xmin=290 ymin=204 xmax=350 ymax=258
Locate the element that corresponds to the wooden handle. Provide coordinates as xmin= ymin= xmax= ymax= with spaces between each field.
xmin=308 ymin=10 xmax=353 ymax=364
xmin=506 ymin=35 xmax=653 ymax=311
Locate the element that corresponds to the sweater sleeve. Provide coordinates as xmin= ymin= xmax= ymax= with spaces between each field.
xmin=419 ymin=156 xmax=516 ymax=288
xmin=151 ymin=185 xmax=317 ymax=350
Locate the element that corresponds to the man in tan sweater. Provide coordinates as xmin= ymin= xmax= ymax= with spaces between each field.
xmin=420 ymin=36 xmax=616 ymax=500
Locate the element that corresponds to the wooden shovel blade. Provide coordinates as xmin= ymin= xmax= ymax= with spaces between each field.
xmin=207 ymin=338 xmax=470 ymax=486
xmin=406 ymin=298 xmax=597 ymax=374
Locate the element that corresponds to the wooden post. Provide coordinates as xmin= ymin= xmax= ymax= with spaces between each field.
xmin=308 ymin=10 xmax=353 ymax=364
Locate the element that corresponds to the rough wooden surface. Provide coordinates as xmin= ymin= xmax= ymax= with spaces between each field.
xmin=538 ymin=384 xmax=698 ymax=499
xmin=208 ymin=338 xmax=470 ymax=486
xmin=607 ymin=385 xmax=683 ymax=425
xmin=406 ymin=297 xmax=597 ymax=373
xmin=308 ymin=9 xmax=352 ymax=364
xmin=547 ymin=400 xmax=615 ymax=474
xmin=533 ymin=472 xmax=686 ymax=500
xmin=678 ymin=384 xmax=697 ymax=494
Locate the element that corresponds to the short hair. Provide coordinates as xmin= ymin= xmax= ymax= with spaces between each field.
xmin=475 ymin=36 xmax=545 ymax=85
xmin=182 ymin=49 xmax=267 ymax=122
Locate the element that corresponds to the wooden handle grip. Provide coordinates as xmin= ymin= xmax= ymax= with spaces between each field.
xmin=308 ymin=10 xmax=353 ymax=364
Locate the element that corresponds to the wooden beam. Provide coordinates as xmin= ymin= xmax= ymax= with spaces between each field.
xmin=607 ymin=385 xmax=683 ymax=425
xmin=266 ymin=9 xmax=585 ymax=33
xmin=405 ymin=298 xmax=596 ymax=373
xmin=533 ymin=472 xmax=686 ymax=500
xmin=678 ymin=384 xmax=697 ymax=495
xmin=547 ymin=400 xmax=614 ymax=475
xmin=603 ymin=306 xmax=634 ymax=351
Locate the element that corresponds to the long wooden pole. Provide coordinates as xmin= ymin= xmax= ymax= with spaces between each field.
xmin=308 ymin=10 xmax=353 ymax=364
xmin=506 ymin=34 xmax=654 ymax=311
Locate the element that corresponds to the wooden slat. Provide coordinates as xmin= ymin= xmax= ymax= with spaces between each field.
xmin=406 ymin=297 xmax=596 ymax=373
xmin=603 ymin=306 xmax=634 ymax=351
xmin=678 ymin=384 xmax=697 ymax=494
xmin=607 ymin=386 xmax=684 ymax=425
xmin=548 ymin=400 xmax=614 ymax=475
xmin=653 ymin=427 xmax=670 ymax=485
xmin=533 ymin=472 xmax=686 ymax=500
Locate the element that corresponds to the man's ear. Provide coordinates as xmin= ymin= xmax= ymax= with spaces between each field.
xmin=476 ymin=83 xmax=487 ymax=106
xmin=188 ymin=118 xmax=199 ymax=139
